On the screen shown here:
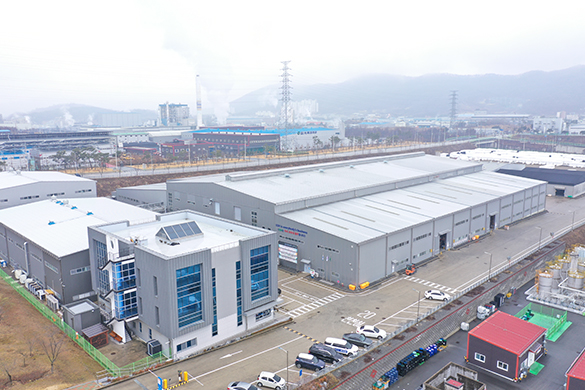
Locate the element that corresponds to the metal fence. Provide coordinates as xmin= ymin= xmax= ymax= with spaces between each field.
xmin=0 ymin=267 xmax=170 ymax=382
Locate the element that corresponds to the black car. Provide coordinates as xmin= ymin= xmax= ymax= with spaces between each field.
xmin=309 ymin=343 xmax=343 ymax=363
xmin=342 ymin=332 xmax=373 ymax=348
xmin=295 ymin=353 xmax=326 ymax=371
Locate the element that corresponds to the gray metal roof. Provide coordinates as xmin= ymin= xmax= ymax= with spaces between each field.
xmin=279 ymin=169 xmax=542 ymax=243
xmin=403 ymin=180 xmax=497 ymax=206
xmin=0 ymin=171 xmax=94 ymax=190
xmin=0 ymin=198 xmax=158 ymax=257
xmin=177 ymin=154 xmax=481 ymax=205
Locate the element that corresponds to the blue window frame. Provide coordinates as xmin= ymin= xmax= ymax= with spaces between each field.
xmin=112 ymin=261 xmax=136 ymax=291
xmin=250 ymin=246 xmax=270 ymax=301
xmin=114 ymin=290 xmax=137 ymax=319
xmin=176 ymin=264 xmax=203 ymax=328
xmin=95 ymin=240 xmax=107 ymax=268
xmin=236 ymin=261 xmax=242 ymax=326
xmin=212 ymin=268 xmax=218 ymax=336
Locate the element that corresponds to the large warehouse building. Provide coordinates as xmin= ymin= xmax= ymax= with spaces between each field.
xmin=0 ymin=171 xmax=96 ymax=210
xmin=165 ymin=152 xmax=546 ymax=288
xmin=0 ymin=198 xmax=157 ymax=304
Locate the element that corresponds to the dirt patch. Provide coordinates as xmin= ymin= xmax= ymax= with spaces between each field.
xmin=0 ymin=277 xmax=102 ymax=390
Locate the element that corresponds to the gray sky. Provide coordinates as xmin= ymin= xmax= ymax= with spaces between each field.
xmin=2 ymin=0 xmax=585 ymax=118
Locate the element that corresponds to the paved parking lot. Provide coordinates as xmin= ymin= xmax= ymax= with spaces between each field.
xmin=107 ymin=196 xmax=585 ymax=390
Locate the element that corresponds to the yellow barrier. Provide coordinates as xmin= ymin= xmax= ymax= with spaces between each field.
xmin=359 ymin=281 xmax=369 ymax=289
xmin=348 ymin=284 xmax=356 ymax=291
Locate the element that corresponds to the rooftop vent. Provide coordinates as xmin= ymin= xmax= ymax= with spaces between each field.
xmin=284 ymin=174 xmax=291 ymax=178
xmin=319 ymin=169 xmax=325 ymax=173
xmin=383 ymin=160 xmax=388 ymax=164
xmin=86 ymin=211 xmax=93 ymax=215
xmin=349 ymin=165 xmax=355 ymax=169
xmin=71 ymin=206 xmax=77 ymax=210
xmin=48 ymin=221 xmax=55 ymax=225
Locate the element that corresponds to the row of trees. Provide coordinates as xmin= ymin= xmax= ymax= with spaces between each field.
xmin=50 ymin=146 xmax=110 ymax=170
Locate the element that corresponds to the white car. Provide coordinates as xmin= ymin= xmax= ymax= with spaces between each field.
xmin=256 ymin=371 xmax=286 ymax=389
xmin=424 ymin=289 xmax=451 ymax=301
xmin=356 ymin=325 xmax=387 ymax=340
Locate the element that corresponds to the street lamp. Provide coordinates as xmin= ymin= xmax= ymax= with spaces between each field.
xmin=278 ymin=347 xmax=289 ymax=389
xmin=484 ymin=252 xmax=493 ymax=281
xmin=412 ymin=288 xmax=421 ymax=323
xmin=536 ymin=226 xmax=542 ymax=251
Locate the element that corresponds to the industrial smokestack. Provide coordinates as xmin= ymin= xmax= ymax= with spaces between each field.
xmin=196 ymin=75 xmax=203 ymax=129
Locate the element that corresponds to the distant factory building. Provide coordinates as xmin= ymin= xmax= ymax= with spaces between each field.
xmin=190 ymin=128 xmax=280 ymax=156
xmin=159 ymin=103 xmax=190 ymax=126
xmin=497 ymin=166 xmax=585 ymax=198
xmin=165 ymin=152 xmax=546 ymax=288
xmin=0 ymin=171 xmax=96 ymax=210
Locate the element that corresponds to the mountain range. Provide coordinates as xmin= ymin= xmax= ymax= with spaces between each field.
xmin=6 ymin=66 xmax=585 ymax=126
xmin=230 ymin=66 xmax=585 ymax=118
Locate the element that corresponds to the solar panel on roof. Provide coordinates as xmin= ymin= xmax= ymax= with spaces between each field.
xmin=156 ymin=221 xmax=203 ymax=242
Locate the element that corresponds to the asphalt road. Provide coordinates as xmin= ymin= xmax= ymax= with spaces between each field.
xmin=106 ymin=195 xmax=585 ymax=390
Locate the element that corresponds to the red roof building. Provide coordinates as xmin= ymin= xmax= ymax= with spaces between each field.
xmin=466 ymin=311 xmax=547 ymax=382
xmin=567 ymin=347 xmax=585 ymax=390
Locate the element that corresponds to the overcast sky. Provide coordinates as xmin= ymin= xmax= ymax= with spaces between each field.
xmin=2 ymin=0 xmax=585 ymax=119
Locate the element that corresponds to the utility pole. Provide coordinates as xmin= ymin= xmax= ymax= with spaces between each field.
xmin=280 ymin=61 xmax=292 ymax=151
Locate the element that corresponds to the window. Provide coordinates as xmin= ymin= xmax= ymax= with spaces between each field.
xmin=114 ymin=290 xmax=137 ymax=319
xmin=149 ymin=328 xmax=152 ymax=339
xmin=497 ymin=361 xmax=509 ymax=371
xmin=95 ymin=240 xmax=108 ymax=268
xmin=176 ymin=338 xmax=197 ymax=353
xmin=236 ymin=261 xmax=242 ymax=326
xmin=98 ymin=269 xmax=109 ymax=293
xmin=139 ymin=297 xmax=143 ymax=315
xmin=474 ymin=352 xmax=486 ymax=363
xmin=137 ymin=268 xmax=141 ymax=287
xmin=214 ymin=202 xmax=220 ymax=215
xmin=390 ymin=240 xmax=409 ymax=250
xmin=153 ymin=276 xmax=158 ymax=296
xmin=176 ymin=264 xmax=203 ymax=328
xmin=44 ymin=261 xmax=59 ymax=274
xmin=70 ymin=266 xmax=91 ymax=275
xmin=212 ymin=268 xmax=218 ymax=336
xmin=112 ymin=261 xmax=136 ymax=290
xmin=139 ymin=322 xmax=142 ymax=333
xmin=155 ymin=306 xmax=160 ymax=326
xmin=250 ymin=246 xmax=270 ymax=301
xmin=256 ymin=309 xmax=271 ymax=322
xmin=234 ymin=206 xmax=242 ymax=221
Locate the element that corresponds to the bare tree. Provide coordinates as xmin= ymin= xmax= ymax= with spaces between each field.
xmin=0 ymin=358 xmax=15 ymax=386
xmin=40 ymin=330 xmax=66 ymax=374
xmin=17 ymin=351 xmax=27 ymax=367
xmin=27 ymin=337 xmax=36 ymax=357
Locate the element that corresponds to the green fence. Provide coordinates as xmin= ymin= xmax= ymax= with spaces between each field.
xmin=0 ymin=268 xmax=170 ymax=379
xmin=515 ymin=302 xmax=567 ymax=338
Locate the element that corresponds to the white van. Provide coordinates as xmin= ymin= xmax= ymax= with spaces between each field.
xmin=324 ymin=337 xmax=359 ymax=356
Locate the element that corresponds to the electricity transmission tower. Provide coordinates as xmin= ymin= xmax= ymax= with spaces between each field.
xmin=280 ymin=61 xmax=292 ymax=150
xmin=449 ymin=90 xmax=458 ymax=130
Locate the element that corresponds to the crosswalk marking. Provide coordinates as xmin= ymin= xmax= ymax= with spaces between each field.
xmin=404 ymin=275 xmax=457 ymax=293
xmin=287 ymin=292 xmax=345 ymax=318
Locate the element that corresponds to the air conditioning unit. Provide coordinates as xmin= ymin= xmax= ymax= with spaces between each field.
xmin=147 ymin=339 xmax=162 ymax=356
